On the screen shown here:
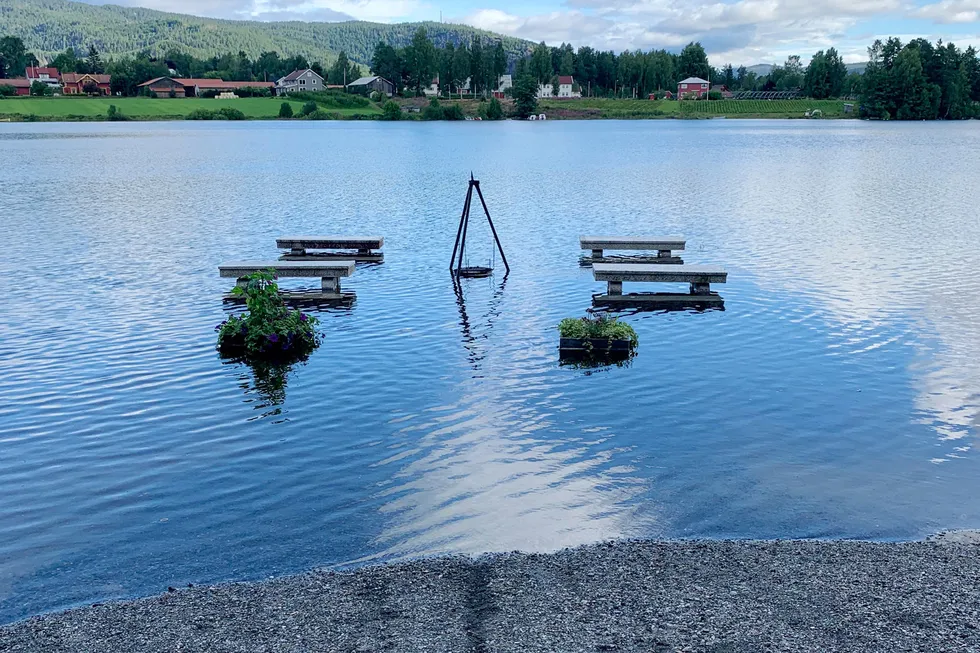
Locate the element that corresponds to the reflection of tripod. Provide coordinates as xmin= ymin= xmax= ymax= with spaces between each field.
xmin=449 ymin=174 xmax=510 ymax=278
xmin=452 ymin=273 xmax=508 ymax=370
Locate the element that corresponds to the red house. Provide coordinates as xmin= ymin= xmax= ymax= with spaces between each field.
xmin=677 ymin=76 xmax=709 ymax=99
xmin=62 ymin=73 xmax=112 ymax=95
xmin=0 ymin=78 xmax=32 ymax=95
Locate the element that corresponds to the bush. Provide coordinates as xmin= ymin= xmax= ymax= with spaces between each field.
xmin=0 ymin=85 xmax=16 ymax=97
xmin=236 ymin=86 xmax=271 ymax=98
xmin=301 ymin=101 xmax=318 ymax=116
xmin=370 ymin=90 xmax=383 ymax=102
xmin=216 ymin=107 xmax=246 ymax=120
xmin=381 ymin=100 xmax=401 ymax=120
xmin=423 ymin=98 xmax=444 ymax=120
xmin=443 ymin=103 xmax=465 ymax=120
xmin=106 ymin=105 xmax=128 ymax=121
xmin=304 ymin=109 xmax=337 ymax=120
xmin=558 ymin=315 xmax=638 ymax=348
xmin=485 ymin=97 xmax=504 ymax=120
xmin=30 ymin=81 xmax=52 ymax=97
xmin=186 ymin=109 xmax=215 ymax=120
xmin=707 ymin=90 xmax=723 ymax=101
xmin=216 ymin=270 xmax=321 ymax=360
xmin=279 ymin=102 xmax=294 ymax=118
xmin=289 ymin=90 xmax=370 ymax=109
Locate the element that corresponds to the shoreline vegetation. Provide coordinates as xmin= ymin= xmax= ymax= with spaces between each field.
xmin=3 ymin=536 xmax=980 ymax=650
xmin=0 ymin=96 xmax=859 ymax=122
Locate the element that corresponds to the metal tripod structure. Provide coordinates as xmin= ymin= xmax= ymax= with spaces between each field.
xmin=449 ymin=174 xmax=510 ymax=277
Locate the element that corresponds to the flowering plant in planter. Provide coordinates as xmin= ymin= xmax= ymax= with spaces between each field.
xmin=216 ymin=269 xmax=321 ymax=359
xmin=558 ymin=314 xmax=638 ymax=348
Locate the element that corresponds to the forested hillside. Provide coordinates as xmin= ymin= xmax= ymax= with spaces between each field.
xmin=0 ymin=0 xmax=533 ymax=64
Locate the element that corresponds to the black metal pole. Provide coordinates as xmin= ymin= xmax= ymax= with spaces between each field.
xmin=473 ymin=181 xmax=510 ymax=273
xmin=456 ymin=181 xmax=474 ymax=275
xmin=449 ymin=182 xmax=472 ymax=272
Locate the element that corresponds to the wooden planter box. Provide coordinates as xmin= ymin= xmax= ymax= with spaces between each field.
xmin=559 ymin=337 xmax=633 ymax=355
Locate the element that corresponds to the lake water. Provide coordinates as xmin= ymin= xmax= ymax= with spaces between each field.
xmin=2 ymin=119 xmax=979 ymax=623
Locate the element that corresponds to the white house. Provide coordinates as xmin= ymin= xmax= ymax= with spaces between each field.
xmin=537 ymin=75 xmax=581 ymax=99
xmin=275 ymin=69 xmax=325 ymax=95
xmin=423 ymin=76 xmax=440 ymax=97
xmin=497 ymin=74 xmax=512 ymax=92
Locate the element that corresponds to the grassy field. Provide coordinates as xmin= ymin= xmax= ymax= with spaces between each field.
xmin=0 ymin=96 xmax=381 ymax=119
xmin=539 ymin=98 xmax=853 ymax=119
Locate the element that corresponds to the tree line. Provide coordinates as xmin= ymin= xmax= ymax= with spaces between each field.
xmin=371 ymin=27 xmax=508 ymax=97
xmin=1 ymin=34 xmax=367 ymax=96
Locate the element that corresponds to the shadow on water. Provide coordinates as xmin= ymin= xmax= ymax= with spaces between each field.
xmin=452 ymin=272 xmax=508 ymax=373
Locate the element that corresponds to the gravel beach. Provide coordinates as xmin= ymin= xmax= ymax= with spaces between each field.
xmin=3 ymin=538 xmax=980 ymax=652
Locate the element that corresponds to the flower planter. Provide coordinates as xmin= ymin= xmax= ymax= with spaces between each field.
xmin=559 ymin=337 xmax=633 ymax=353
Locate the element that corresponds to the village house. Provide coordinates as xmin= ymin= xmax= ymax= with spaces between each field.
xmin=677 ymin=76 xmax=710 ymax=99
xmin=26 ymin=66 xmax=61 ymax=91
xmin=347 ymin=76 xmax=395 ymax=97
xmin=138 ymin=77 xmax=275 ymax=98
xmin=537 ymin=75 xmax=581 ymax=99
xmin=423 ymin=76 xmax=440 ymax=97
xmin=61 ymin=73 xmax=111 ymax=95
xmin=0 ymin=78 xmax=32 ymax=95
xmin=275 ymin=69 xmax=325 ymax=95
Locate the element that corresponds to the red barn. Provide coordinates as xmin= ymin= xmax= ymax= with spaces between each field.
xmin=62 ymin=73 xmax=111 ymax=95
xmin=0 ymin=78 xmax=32 ymax=95
xmin=677 ymin=77 xmax=709 ymax=99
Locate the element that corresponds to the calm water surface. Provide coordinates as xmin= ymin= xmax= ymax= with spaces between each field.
xmin=1 ymin=120 xmax=979 ymax=622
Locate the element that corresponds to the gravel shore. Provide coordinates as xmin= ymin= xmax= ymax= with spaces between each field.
xmin=3 ymin=538 xmax=980 ymax=652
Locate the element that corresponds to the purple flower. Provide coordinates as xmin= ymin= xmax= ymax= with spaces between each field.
xmin=268 ymin=333 xmax=279 ymax=343
xmin=299 ymin=313 xmax=308 ymax=322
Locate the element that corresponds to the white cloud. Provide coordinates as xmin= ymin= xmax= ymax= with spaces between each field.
xmin=460 ymin=0 xmax=909 ymax=63
xmin=913 ymin=0 xmax=980 ymax=23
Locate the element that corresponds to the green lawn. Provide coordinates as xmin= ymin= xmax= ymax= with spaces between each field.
xmin=539 ymin=97 xmax=853 ymax=119
xmin=0 ymin=96 xmax=381 ymax=119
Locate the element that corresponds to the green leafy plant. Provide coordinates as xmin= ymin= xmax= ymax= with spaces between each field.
xmin=278 ymin=101 xmax=294 ymax=118
xmin=485 ymin=96 xmax=504 ymax=120
xmin=216 ymin=106 xmax=246 ymax=120
xmin=558 ymin=315 xmax=638 ymax=348
xmin=300 ymin=101 xmax=318 ymax=116
xmin=381 ymin=100 xmax=402 ymax=120
xmin=216 ymin=270 xmax=321 ymax=360
xmin=443 ymin=103 xmax=465 ymax=120
xmin=422 ymin=97 xmax=444 ymax=120
xmin=186 ymin=108 xmax=214 ymax=120
xmin=106 ymin=104 xmax=128 ymax=121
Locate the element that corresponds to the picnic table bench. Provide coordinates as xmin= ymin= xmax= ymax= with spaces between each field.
xmin=219 ymin=260 xmax=355 ymax=301
xmin=580 ymin=236 xmax=685 ymax=264
xmin=277 ymin=236 xmax=384 ymax=263
xmin=592 ymin=263 xmax=727 ymax=306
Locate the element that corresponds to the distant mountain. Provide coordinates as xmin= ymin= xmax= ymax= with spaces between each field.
xmin=741 ymin=62 xmax=866 ymax=76
xmin=0 ymin=0 xmax=535 ymax=65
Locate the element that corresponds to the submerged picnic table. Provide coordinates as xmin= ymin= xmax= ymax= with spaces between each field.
xmin=277 ymin=236 xmax=384 ymax=263
xmin=592 ymin=263 xmax=727 ymax=306
xmin=218 ymin=260 xmax=355 ymax=301
xmin=580 ymin=236 xmax=685 ymax=264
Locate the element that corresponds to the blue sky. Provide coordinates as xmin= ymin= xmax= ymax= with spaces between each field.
xmin=88 ymin=0 xmax=980 ymax=64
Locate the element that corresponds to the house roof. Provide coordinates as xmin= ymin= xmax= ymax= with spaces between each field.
xmin=348 ymin=76 xmax=379 ymax=86
xmin=26 ymin=66 xmax=59 ymax=78
xmin=0 ymin=78 xmax=31 ymax=88
xmin=137 ymin=77 xmax=273 ymax=89
xmin=281 ymin=69 xmax=322 ymax=82
xmin=678 ymin=77 xmax=709 ymax=85
xmin=62 ymin=73 xmax=111 ymax=84
xmin=558 ymin=75 xmax=574 ymax=85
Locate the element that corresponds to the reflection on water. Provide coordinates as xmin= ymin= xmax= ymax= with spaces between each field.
xmin=2 ymin=120 xmax=980 ymax=622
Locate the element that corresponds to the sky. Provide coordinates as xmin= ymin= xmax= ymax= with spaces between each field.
xmin=88 ymin=0 xmax=980 ymax=64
